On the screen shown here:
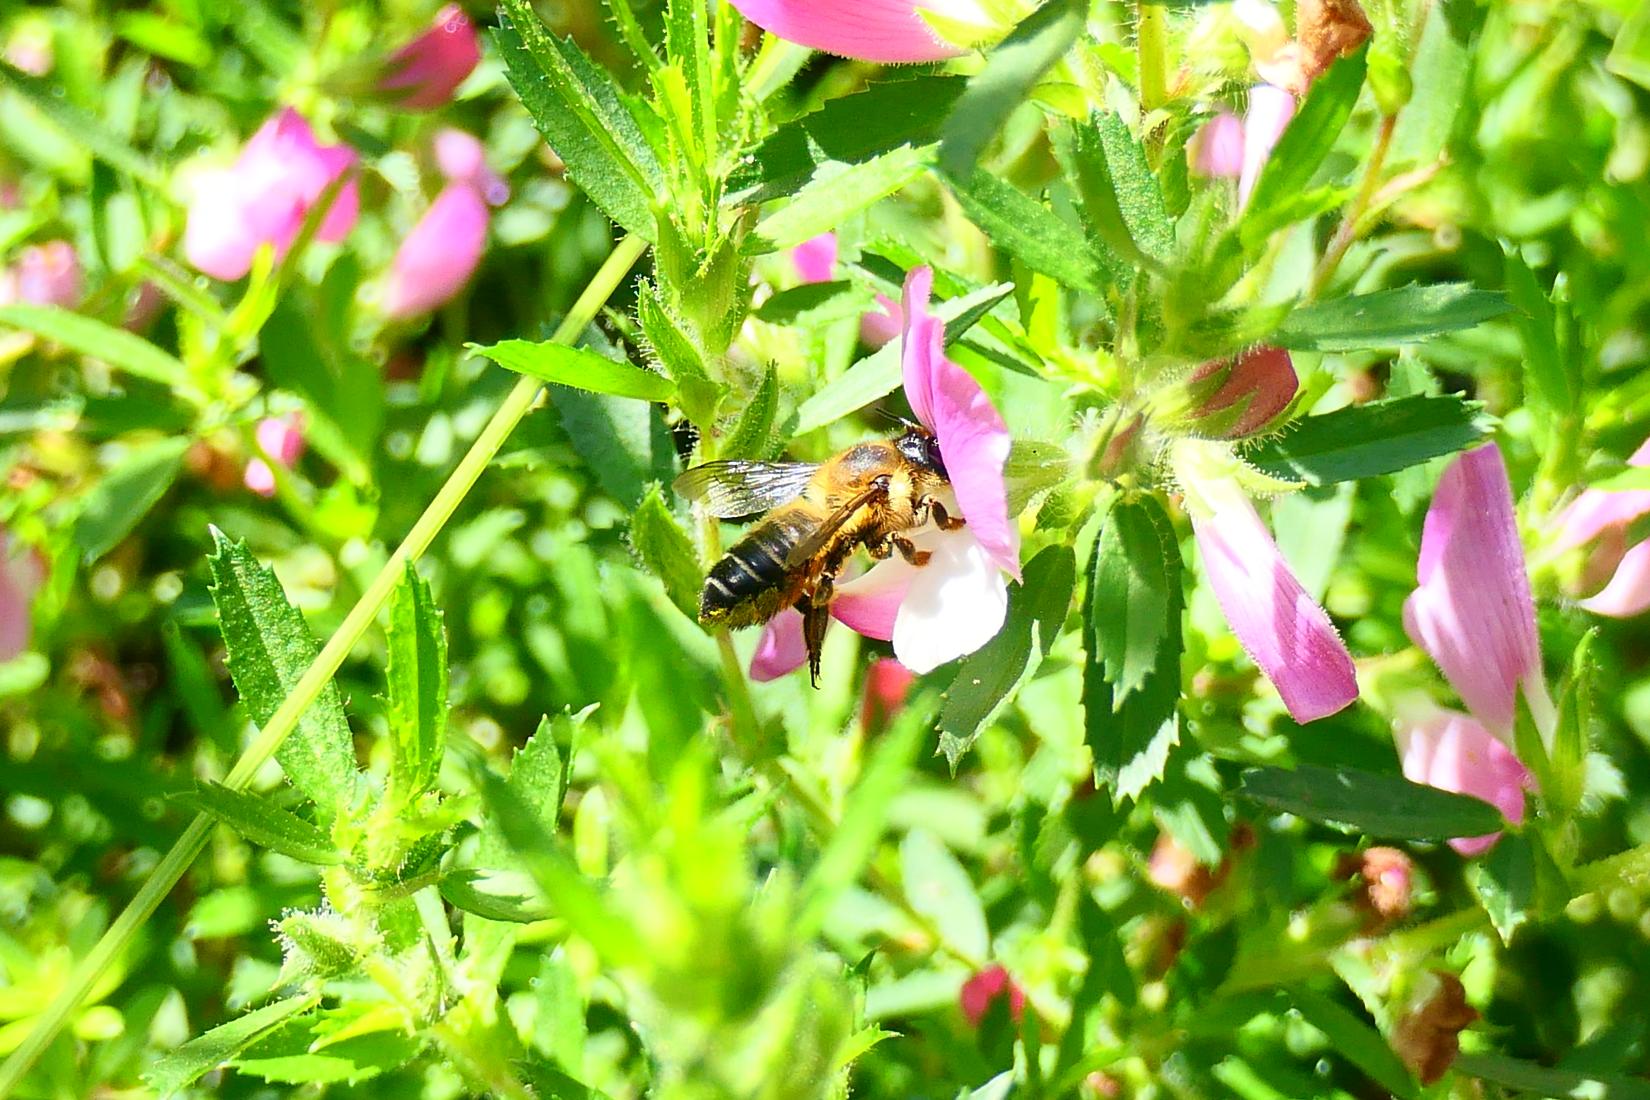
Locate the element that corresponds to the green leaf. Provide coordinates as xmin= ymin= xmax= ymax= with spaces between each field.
xmin=0 ymin=304 xmax=194 ymax=394
xmin=636 ymin=279 xmax=720 ymax=426
xmin=1084 ymin=496 xmax=1183 ymax=803
xmin=1004 ymin=439 xmax=1073 ymax=516
xmin=551 ymin=385 xmax=676 ymax=509
xmin=754 ymin=280 xmax=876 ymax=328
xmin=720 ymin=362 xmax=780 ymax=460
xmin=385 ymin=564 xmax=447 ymax=808
xmin=937 ymin=0 xmax=1086 ymax=177
xmin=1454 ymin=1053 xmax=1650 ymax=1100
xmin=1467 ymin=832 xmax=1566 ymax=946
xmin=439 ymin=868 xmax=551 ymax=923
xmin=1273 ymin=284 xmax=1512 ymax=351
xmin=232 ymin=1014 xmax=421 ymax=1085
xmin=1388 ymin=0 xmax=1473 ymax=168
xmin=944 ymin=167 xmax=1105 ymax=292
xmin=471 ymin=339 xmax=674 ymax=402
xmin=73 ymin=437 xmax=189 ymax=563
xmin=172 ymin=782 xmax=343 ymax=865
xmin=1503 ymin=249 xmax=1575 ymax=419
xmin=937 ymin=546 xmax=1075 ymax=770
xmin=0 ymin=64 xmax=167 ymax=188
xmin=900 ymin=829 xmax=988 ymax=962
xmin=1053 ymin=111 xmax=1174 ymax=268
xmin=753 ymin=144 xmax=930 ymax=251
xmin=207 ymin=530 xmax=358 ymax=819
xmin=493 ymin=0 xmax=661 ymax=238
xmin=143 ymin=994 xmax=320 ymax=1096
xmin=1606 ymin=0 xmax=1650 ymax=92
xmin=630 ymin=485 xmax=704 ymax=619
xmin=1237 ymin=764 xmax=1507 ymax=840
xmin=1288 ymin=989 xmax=1417 ymax=1100
xmin=729 ymin=75 xmax=965 ymax=202
xmin=793 ymin=281 xmax=1013 ymax=434
xmin=1246 ymin=395 xmax=1489 ymax=485
xmin=1242 ymin=48 xmax=1368 ymax=229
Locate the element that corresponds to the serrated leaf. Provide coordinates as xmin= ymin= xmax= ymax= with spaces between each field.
xmin=1237 ymin=764 xmax=1507 ymax=839
xmin=1241 ymin=48 xmax=1368 ymax=229
xmin=1246 ymin=395 xmax=1489 ymax=485
xmin=1273 ymin=284 xmax=1512 ymax=350
xmin=171 ymin=782 xmax=343 ymax=865
xmin=636 ymin=279 xmax=720 ymax=426
xmin=470 ymin=339 xmax=674 ymax=402
xmin=1004 ymin=439 xmax=1073 ymax=516
xmin=233 ymin=1017 xmax=421 ymax=1085
xmin=900 ymin=829 xmax=988 ymax=962
xmin=385 ymin=563 xmax=446 ymax=808
xmin=74 ymin=437 xmax=188 ymax=563
xmin=207 ymin=531 xmax=358 ymax=818
xmin=630 ymin=485 xmax=704 ymax=619
xmin=551 ymin=383 xmax=676 ymax=510
xmin=720 ymin=362 xmax=779 ymax=460
xmin=937 ymin=546 xmax=1074 ymax=770
xmin=1054 ymin=111 xmax=1174 ymax=268
xmin=937 ymin=0 xmax=1086 ymax=177
xmin=493 ymin=0 xmax=660 ymax=238
xmin=439 ymin=868 xmax=552 ymax=923
xmin=1467 ymin=831 xmax=1565 ymax=946
xmin=143 ymin=994 xmax=319 ymax=1096
xmin=943 ymin=167 xmax=1105 ymax=292
xmin=752 ymin=144 xmax=930 ymax=251
xmin=1503 ymin=250 xmax=1575 ymax=420
xmin=1084 ymin=496 xmax=1182 ymax=802
xmin=0 ymin=304 xmax=193 ymax=394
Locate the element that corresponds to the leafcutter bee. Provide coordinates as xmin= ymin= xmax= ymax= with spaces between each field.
xmin=674 ymin=424 xmax=965 ymax=684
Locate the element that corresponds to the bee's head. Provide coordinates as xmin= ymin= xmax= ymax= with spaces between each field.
xmin=895 ymin=424 xmax=948 ymax=480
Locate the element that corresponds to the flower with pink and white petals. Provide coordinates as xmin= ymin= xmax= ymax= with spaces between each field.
xmin=183 ymin=108 xmax=359 ymax=281
xmin=1549 ymin=436 xmax=1650 ymax=617
xmin=728 ymin=0 xmax=992 ymax=63
xmin=1403 ymin=444 xmax=1549 ymax=742
xmin=245 ymin=413 xmax=306 ymax=497
xmin=0 ymin=529 xmax=46 ymax=663
xmin=379 ymin=3 xmax=481 ymax=111
xmin=1175 ymin=440 xmax=1357 ymax=722
xmin=1578 ymin=540 xmax=1650 ymax=617
xmin=0 ymin=240 xmax=81 ymax=308
xmin=1395 ymin=702 xmax=1532 ymax=857
xmin=1238 ymin=84 xmax=1296 ymax=207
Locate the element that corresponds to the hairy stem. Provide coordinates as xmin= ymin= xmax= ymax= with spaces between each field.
xmin=0 ymin=232 xmax=648 ymax=1098
xmin=1136 ymin=1 xmax=1169 ymax=114
xmin=1309 ymin=113 xmax=1398 ymax=298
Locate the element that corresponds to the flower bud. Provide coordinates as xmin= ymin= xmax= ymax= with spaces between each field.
xmin=378 ymin=4 xmax=481 ymax=111
xmin=383 ymin=182 xmax=491 ymax=319
xmin=959 ymin=965 xmax=1026 ymax=1029
xmin=860 ymin=657 xmax=915 ymax=733
xmin=1392 ymin=971 xmax=1477 ymax=1085
xmin=1186 ymin=345 xmax=1298 ymax=439
xmin=0 ymin=240 xmax=81 ymax=308
xmin=1190 ymin=110 xmax=1244 ymax=180
xmin=1335 ymin=845 xmax=1414 ymax=925
xmin=245 ymin=414 xmax=306 ymax=497
xmin=1 ymin=528 xmax=46 ymax=662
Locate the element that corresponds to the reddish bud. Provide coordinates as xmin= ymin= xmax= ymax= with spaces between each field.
xmin=860 ymin=657 xmax=915 ymax=733
xmin=1296 ymin=0 xmax=1373 ymax=85
xmin=960 ymin=965 xmax=1026 ymax=1029
xmin=1188 ymin=345 xmax=1298 ymax=439
xmin=379 ymin=4 xmax=481 ymax=111
xmin=1335 ymin=845 xmax=1415 ymax=926
xmin=1393 ymin=971 xmax=1477 ymax=1085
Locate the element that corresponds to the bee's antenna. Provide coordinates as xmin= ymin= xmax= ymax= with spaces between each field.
xmin=866 ymin=406 xmax=918 ymax=431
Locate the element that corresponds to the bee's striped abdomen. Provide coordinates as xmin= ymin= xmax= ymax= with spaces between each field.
xmin=700 ymin=512 xmax=807 ymax=627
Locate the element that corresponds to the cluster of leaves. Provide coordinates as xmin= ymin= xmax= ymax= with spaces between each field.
xmin=4 ymin=0 xmax=1650 ymax=1098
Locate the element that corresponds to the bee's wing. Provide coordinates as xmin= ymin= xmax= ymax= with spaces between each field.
xmin=782 ymin=482 xmax=888 ymax=570
xmin=673 ymin=460 xmax=820 ymax=519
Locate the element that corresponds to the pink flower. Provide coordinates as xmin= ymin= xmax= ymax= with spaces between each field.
xmin=183 ymin=108 xmax=360 ymax=281
xmin=728 ymin=0 xmax=987 ymax=63
xmin=749 ymin=266 xmax=1020 ymax=678
xmin=1 ymin=529 xmax=47 ymax=662
xmin=750 ymin=607 xmax=810 ymax=682
xmin=1239 ymin=84 xmax=1296 ymax=208
xmin=433 ymin=129 xmax=510 ymax=206
xmin=0 ymin=240 xmax=81 ymax=307
xmin=860 ymin=296 xmax=905 ymax=348
xmin=245 ymin=414 xmax=306 ymax=497
xmin=1188 ymin=344 xmax=1298 ymax=439
xmin=1403 ymin=445 xmax=1547 ymax=741
xmin=1550 ymin=437 xmax=1650 ymax=617
xmin=1190 ymin=110 xmax=1244 ymax=179
xmin=790 ymin=232 xmax=839 ymax=285
xmin=960 ymin=965 xmax=1026 ymax=1029
xmin=1395 ymin=704 xmax=1532 ymax=857
xmin=379 ymin=4 xmax=481 ymax=111
xmin=384 ymin=184 xmax=490 ymax=319
xmin=1173 ymin=440 xmax=1357 ymax=722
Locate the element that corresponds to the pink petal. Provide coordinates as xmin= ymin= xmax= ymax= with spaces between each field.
xmin=750 ymin=608 xmax=810 ymax=681
xmin=383 ymin=183 xmax=490 ymax=319
xmin=1191 ymin=110 xmax=1244 ymax=179
xmin=900 ymin=268 xmax=1020 ymax=579
xmin=434 ymin=128 xmax=510 ymax=206
xmin=379 ymin=3 xmax=482 ymax=110
xmin=1553 ymin=488 xmax=1650 ymax=552
xmin=255 ymin=414 xmax=306 ymax=467
xmin=10 ymin=241 xmax=80 ymax=307
xmin=1191 ymin=493 xmax=1357 ymax=722
xmin=727 ymin=0 xmax=968 ymax=63
xmin=832 ymin=559 xmax=914 ymax=642
xmin=861 ymin=657 xmax=916 ymax=730
xmin=0 ymin=530 xmax=44 ymax=663
xmin=860 ymin=293 xmax=904 ymax=348
xmin=183 ymin=169 xmax=271 ymax=281
xmin=960 ymin=965 xmax=1026 ymax=1028
xmin=1238 ymin=84 xmax=1296 ymax=208
xmin=1403 ymin=444 xmax=1541 ymax=738
xmin=244 ymin=458 xmax=277 ymax=498
xmin=1578 ymin=539 xmax=1650 ymax=617
xmin=1396 ymin=706 xmax=1530 ymax=856
xmin=790 ymin=231 xmax=839 ymax=285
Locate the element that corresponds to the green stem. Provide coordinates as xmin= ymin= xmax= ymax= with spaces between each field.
xmin=1136 ymin=2 xmax=1168 ymax=114
xmin=1308 ymin=113 xmax=1398 ymax=299
xmin=0 ymin=233 xmax=648 ymax=1099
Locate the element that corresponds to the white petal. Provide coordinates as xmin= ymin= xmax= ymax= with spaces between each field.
xmin=891 ymin=530 xmax=1008 ymax=674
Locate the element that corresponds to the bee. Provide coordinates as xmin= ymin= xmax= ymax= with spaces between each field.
xmin=674 ymin=424 xmax=965 ymax=684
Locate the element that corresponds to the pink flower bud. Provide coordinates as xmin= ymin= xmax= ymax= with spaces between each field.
xmin=245 ymin=414 xmax=306 ymax=497
xmin=433 ymin=128 xmax=510 ymax=206
xmin=183 ymin=108 xmax=360 ymax=281
xmin=0 ymin=529 xmax=46 ymax=662
xmin=1189 ymin=345 xmax=1298 ymax=439
xmin=860 ymin=657 xmax=915 ymax=732
xmin=382 ymin=182 xmax=491 ymax=320
xmin=379 ymin=4 xmax=482 ymax=111
xmin=0 ymin=240 xmax=81 ymax=307
xmin=960 ymin=965 xmax=1026 ymax=1029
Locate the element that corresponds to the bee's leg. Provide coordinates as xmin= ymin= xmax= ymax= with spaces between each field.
xmin=801 ymin=586 xmax=832 ymax=687
xmin=864 ymin=535 xmax=894 ymax=560
xmin=927 ymin=499 xmax=966 ymax=531
xmin=892 ymin=536 xmax=932 ymax=567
